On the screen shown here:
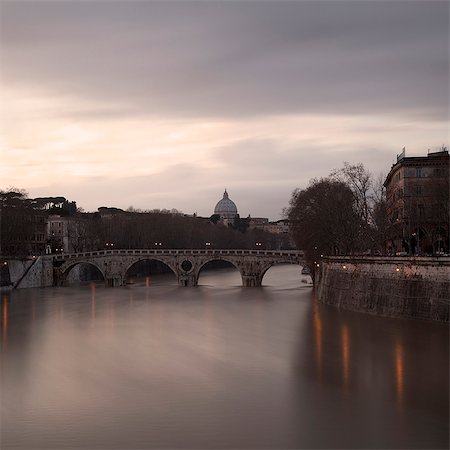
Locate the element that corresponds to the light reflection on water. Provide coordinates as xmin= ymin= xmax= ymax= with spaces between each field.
xmin=1 ymin=266 xmax=448 ymax=449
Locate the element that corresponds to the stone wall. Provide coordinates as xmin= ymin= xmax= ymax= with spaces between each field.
xmin=4 ymin=256 xmax=54 ymax=289
xmin=316 ymin=256 xmax=450 ymax=322
xmin=6 ymin=259 xmax=33 ymax=287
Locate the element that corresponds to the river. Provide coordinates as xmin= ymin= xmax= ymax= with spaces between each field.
xmin=1 ymin=265 xmax=448 ymax=449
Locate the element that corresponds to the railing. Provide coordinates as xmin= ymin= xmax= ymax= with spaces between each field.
xmin=324 ymin=255 xmax=450 ymax=264
xmin=53 ymin=249 xmax=304 ymax=260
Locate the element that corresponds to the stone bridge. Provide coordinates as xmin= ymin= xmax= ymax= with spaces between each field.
xmin=53 ymin=249 xmax=306 ymax=287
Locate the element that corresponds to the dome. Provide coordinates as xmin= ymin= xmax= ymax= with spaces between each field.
xmin=214 ymin=189 xmax=238 ymax=219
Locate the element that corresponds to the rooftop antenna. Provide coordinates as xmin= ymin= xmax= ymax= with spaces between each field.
xmin=397 ymin=147 xmax=406 ymax=162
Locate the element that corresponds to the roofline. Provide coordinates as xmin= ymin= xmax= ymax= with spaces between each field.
xmin=384 ymin=152 xmax=449 ymax=187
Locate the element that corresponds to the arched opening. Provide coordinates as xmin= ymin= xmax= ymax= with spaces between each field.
xmin=261 ymin=263 xmax=311 ymax=288
xmin=197 ymin=259 xmax=241 ymax=287
xmin=64 ymin=262 xmax=105 ymax=285
xmin=125 ymin=259 xmax=177 ymax=286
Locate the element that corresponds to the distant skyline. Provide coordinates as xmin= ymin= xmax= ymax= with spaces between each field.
xmin=1 ymin=1 xmax=448 ymax=220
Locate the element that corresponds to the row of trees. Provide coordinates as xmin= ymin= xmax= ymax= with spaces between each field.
xmin=0 ymin=189 xmax=48 ymax=256
xmin=76 ymin=210 xmax=280 ymax=251
xmin=1 ymin=188 xmax=286 ymax=256
xmin=286 ymin=163 xmax=388 ymax=272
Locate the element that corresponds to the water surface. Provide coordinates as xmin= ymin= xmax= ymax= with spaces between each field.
xmin=1 ymin=266 xmax=448 ymax=449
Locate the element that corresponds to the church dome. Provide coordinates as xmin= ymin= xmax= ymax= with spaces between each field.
xmin=214 ymin=189 xmax=238 ymax=219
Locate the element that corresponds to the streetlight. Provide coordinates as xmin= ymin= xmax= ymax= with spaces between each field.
xmin=256 ymin=242 xmax=262 ymax=249
xmin=205 ymin=242 xmax=211 ymax=248
xmin=154 ymin=242 xmax=162 ymax=247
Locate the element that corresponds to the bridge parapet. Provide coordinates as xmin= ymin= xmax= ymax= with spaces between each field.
xmin=53 ymin=249 xmax=304 ymax=260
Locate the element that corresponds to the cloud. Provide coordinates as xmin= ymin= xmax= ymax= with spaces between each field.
xmin=1 ymin=1 xmax=448 ymax=219
xmin=2 ymin=1 xmax=448 ymax=119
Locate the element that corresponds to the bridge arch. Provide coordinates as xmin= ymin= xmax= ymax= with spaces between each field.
xmin=259 ymin=260 xmax=304 ymax=286
xmin=123 ymin=257 xmax=178 ymax=282
xmin=60 ymin=261 xmax=106 ymax=284
xmin=196 ymin=257 xmax=243 ymax=285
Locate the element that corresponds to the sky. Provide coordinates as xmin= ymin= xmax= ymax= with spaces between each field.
xmin=1 ymin=0 xmax=448 ymax=220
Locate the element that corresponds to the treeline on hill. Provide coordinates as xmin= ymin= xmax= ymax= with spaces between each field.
xmin=286 ymin=163 xmax=388 ymax=273
xmin=0 ymin=189 xmax=285 ymax=256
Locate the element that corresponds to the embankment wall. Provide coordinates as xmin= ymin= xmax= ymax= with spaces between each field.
xmin=315 ymin=256 xmax=450 ymax=322
xmin=2 ymin=257 xmax=54 ymax=289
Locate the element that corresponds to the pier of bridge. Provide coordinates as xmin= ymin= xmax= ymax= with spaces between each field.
xmin=53 ymin=249 xmax=305 ymax=287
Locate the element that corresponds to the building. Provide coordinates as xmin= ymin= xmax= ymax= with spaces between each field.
xmin=248 ymin=217 xmax=290 ymax=235
xmin=264 ymin=219 xmax=291 ymax=235
xmin=247 ymin=217 xmax=269 ymax=230
xmin=213 ymin=189 xmax=239 ymax=224
xmin=384 ymin=148 xmax=449 ymax=254
xmin=47 ymin=214 xmax=87 ymax=253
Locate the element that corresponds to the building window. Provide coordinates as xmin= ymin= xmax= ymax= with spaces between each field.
xmin=418 ymin=204 xmax=424 ymax=217
xmin=416 ymin=185 xmax=423 ymax=196
xmin=416 ymin=168 xmax=423 ymax=178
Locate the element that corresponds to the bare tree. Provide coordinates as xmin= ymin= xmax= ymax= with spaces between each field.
xmin=330 ymin=162 xmax=373 ymax=224
xmin=287 ymin=178 xmax=363 ymax=275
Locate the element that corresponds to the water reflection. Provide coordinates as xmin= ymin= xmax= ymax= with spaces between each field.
xmin=57 ymin=296 xmax=64 ymax=322
xmin=313 ymin=302 xmax=322 ymax=380
xmin=395 ymin=338 xmax=405 ymax=410
xmin=32 ymin=297 xmax=36 ymax=323
xmin=2 ymin=295 xmax=8 ymax=352
xmin=341 ymin=323 xmax=350 ymax=389
xmin=106 ymin=301 xmax=116 ymax=330
xmin=90 ymin=283 xmax=96 ymax=322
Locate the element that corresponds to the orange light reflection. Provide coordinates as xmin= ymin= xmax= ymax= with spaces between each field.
xmin=341 ymin=324 xmax=350 ymax=388
xmin=2 ymin=296 xmax=8 ymax=352
xmin=395 ymin=339 xmax=404 ymax=409
xmin=313 ymin=303 xmax=323 ymax=379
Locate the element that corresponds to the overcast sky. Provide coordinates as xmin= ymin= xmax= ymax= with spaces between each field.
xmin=1 ymin=0 xmax=448 ymax=219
